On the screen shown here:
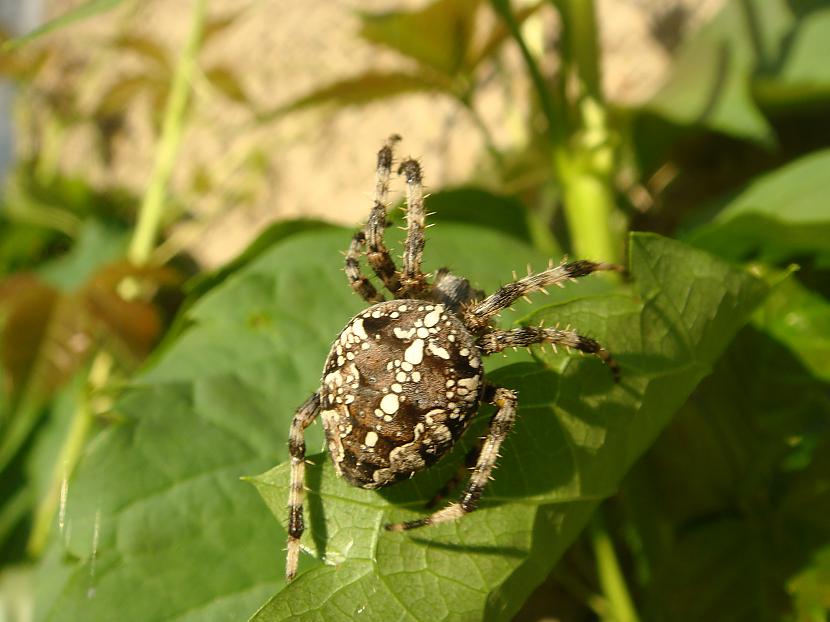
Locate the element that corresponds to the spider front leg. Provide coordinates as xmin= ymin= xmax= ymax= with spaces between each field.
xmin=398 ymin=158 xmax=429 ymax=297
xmin=385 ymin=386 xmax=517 ymax=532
xmin=286 ymin=392 xmax=321 ymax=583
xmin=345 ymin=231 xmax=384 ymax=304
xmin=479 ymin=326 xmax=620 ymax=381
xmin=365 ymin=135 xmax=405 ymax=297
xmin=464 ymin=259 xmax=623 ymax=330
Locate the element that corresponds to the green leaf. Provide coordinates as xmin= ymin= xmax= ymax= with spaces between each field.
xmin=627 ymin=325 xmax=830 ymax=621
xmin=34 ymin=225 xmax=766 ymax=620
xmin=753 ymin=274 xmax=830 ymax=382
xmin=249 ymin=233 xmax=767 ymax=620
xmin=4 ymin=0 xmax=126 ymax=51
xmin=637 ymin=0 xmax=791 ymax=144
xmin=359 ymin=0 xmax=481 ymax=77
xmin=684 ymin=148 xmax=830 ymax=263
xmin=34 ymin=223 xmax=596 ymax=621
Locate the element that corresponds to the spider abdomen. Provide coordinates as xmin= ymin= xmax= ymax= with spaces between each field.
xmin=319 ymin=300 xmax=484 ymax=489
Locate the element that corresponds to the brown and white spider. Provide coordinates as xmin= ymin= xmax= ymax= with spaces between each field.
xmin=285 ymin=135 xmax=621 ymax=582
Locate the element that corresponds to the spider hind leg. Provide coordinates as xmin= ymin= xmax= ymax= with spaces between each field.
xmin=286 ymin=392 xmax=322 ymax=582
xmin=385 ymin=386 xmax=517 ymax=532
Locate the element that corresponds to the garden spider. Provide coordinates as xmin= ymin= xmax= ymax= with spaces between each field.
xmin=285 ymin=135 xmax=620 ymax=582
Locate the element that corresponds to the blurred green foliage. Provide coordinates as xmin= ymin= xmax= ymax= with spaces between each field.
xmin=0 ymin=0 xmax=828 ymax=621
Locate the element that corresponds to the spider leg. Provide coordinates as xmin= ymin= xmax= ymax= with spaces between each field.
xmin=479 ymin=326 xmax=620 ymax=381
xmin=286 ymin=391 xmax=322 ymax=583
xmin=345 ymin=231 xmax=385 ymax=304
xmin=365 ymin=135 xmax=405 ymax=297
xmin=385 ymin=386 xmax=517 ymax=532
xmin=398 ymin=157 xmax=429 ymax=297
xmin=425 ymin=440 xmax=483 ymax=509
xmin=464 ymin=260 xmax=623 ymax=330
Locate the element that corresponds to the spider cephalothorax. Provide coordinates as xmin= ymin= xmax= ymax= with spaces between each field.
xmin=285 ymin=135 xmax=621 ymax=582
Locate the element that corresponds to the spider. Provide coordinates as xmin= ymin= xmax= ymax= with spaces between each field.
xmin=285 ymin=135 xmax=621 ymax=582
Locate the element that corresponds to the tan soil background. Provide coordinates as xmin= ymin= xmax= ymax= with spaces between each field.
xmin=40 ymin=0 xmax=723 ymax=268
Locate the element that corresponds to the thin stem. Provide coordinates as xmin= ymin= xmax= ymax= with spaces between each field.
xmin=127 ymin=0 xmax=207 ymax=265
xmin=25 ymin=0 xmax=207 ymax=557
xmin=591 ymin=515 xmax=641 ymax=622
xmin=26 ymin=357 xmax=108 ymax=556
xmin=489 ymin=0 xmax=565 ymax=144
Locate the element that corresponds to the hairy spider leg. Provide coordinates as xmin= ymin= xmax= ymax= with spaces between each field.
xmin=425 ymin=438 xmax=484 ymax=509
xmin=365 ymin=135 xmax=405 ymax=297
xmin=464 ymin=260 xmax=623 ymax=330
xmin=479 ymin=326 xmax=620 ymax=381
xmin=398 ymin=158 xmax=430 ymax=298
xmin=385 ymin=386 xmax=517 ymax=532
xmin=345 ymin=231 xmax=385 ymax=304
xmin=286 ymin=392 xmax=321 ymax=582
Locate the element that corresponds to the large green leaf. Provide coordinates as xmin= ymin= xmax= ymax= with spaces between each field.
xmin=33 ymin=223 xmax=605 ymax=621
xmin=683 ymin=148 xmax=830 ymax=263
xmin=248 ymin=233 xmax=767 ymax=620
xmin=33 ymin=224 xmax=765 ymax=620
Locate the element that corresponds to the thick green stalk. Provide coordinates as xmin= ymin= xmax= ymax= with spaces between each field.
xmin=493 ymin=0 xmax=621 ymax=263
xmin=551 ymin=0 xmax=620 ymax=263
xmin=128 ymin=0 xmax=206 ymax=265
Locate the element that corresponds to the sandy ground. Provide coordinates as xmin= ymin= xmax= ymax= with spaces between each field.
xmin=36 ymin=0 xmax=724 ymax=267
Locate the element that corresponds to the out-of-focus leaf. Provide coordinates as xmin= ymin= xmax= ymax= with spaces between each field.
xmin=111 ymin=34 xmax=171 ymax=75
xmin=788 ymin=545 xmax=830 ymax=621
xmin=258 ymin=72 xmax=453 ymax=122
xmin=625 ymin=325 xmax=830 ymax=622
xmin=359 ymin=0 xmax=480 ymax=77
xmin=205 ymin=65 xmax=248 ymax=104
xmin=4 ymin=0 xmax=126 ymax=51
xmin=0 ymin=276 xmax=69 ymax=402
xmin=754 ymin=7 xmax=830 ymax=110
xmin=753 ymin=274 xmax=830 ymax=381
xmin=639 ymin=0 xmax=787 ymax=144
xmin=201 ymin=10 xmax=245 ymax=47
xmin=684 ymin=148 xmax=830 ymax=263
xmin=95 ymin=74 xmax=166 ymax=118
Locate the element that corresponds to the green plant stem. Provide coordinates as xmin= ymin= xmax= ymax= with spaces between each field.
xmin=26 ymin=0 xmax=206 ymax=557
xmin=591 ymin=515 xmax=641 ymax=622
xmin=494 ymin=0 xmax=620 ymax=263
xmin=128 ymin=0 xmax=207 ymax=265
xmin=550 ymin=0 xmax=620 ymax=263
xmin=26 ymin=357 xmax=107 ymax=556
